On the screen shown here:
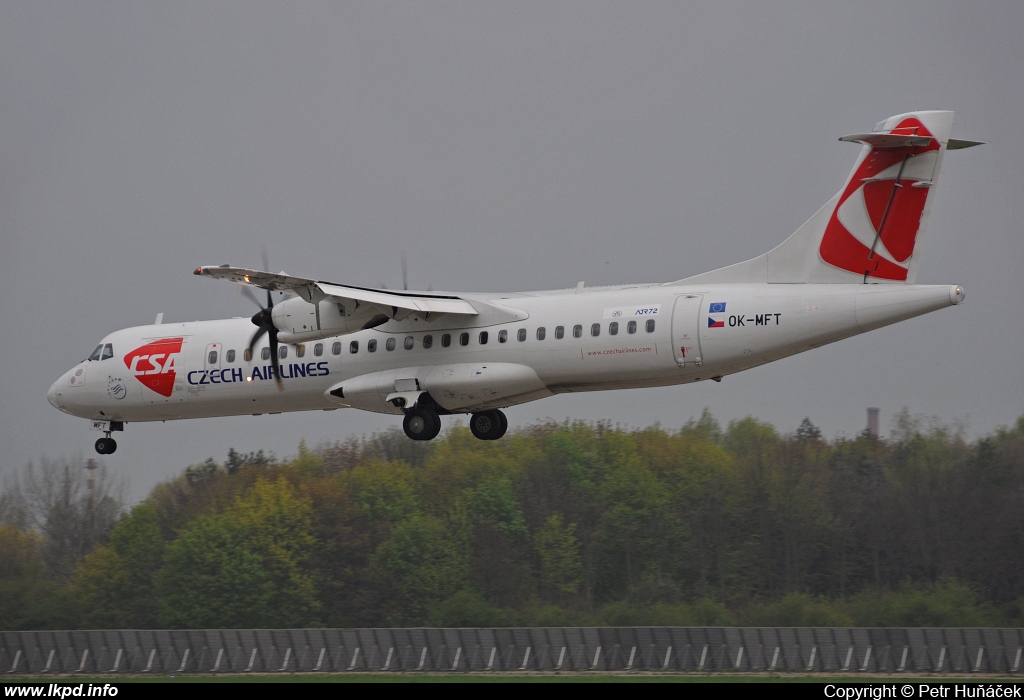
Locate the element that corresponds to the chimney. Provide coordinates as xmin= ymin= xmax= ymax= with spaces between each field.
xmin=867 ymin=407 xmax=880 ymax=437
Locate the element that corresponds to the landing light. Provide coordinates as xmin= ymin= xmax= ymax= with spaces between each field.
xmin=244 ymin=274 xmax=250 ymax=283
xmin=246 ymin=376 xmax=252 ymax=382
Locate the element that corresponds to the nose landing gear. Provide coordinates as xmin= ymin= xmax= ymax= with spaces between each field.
xmin=95 ymin=436 xmax=117 ymax=454
xmin=92 ymin=420 xmax=123 ymax=454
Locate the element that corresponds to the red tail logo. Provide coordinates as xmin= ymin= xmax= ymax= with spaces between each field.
xmin=819 ymin=118 xmax=939 ymax=280
xmin=123 ymin=338 xmax=183 ymax=397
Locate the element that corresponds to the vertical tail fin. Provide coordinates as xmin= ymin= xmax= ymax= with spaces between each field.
xmin=676 ymin=111 xmax=980 ymax=285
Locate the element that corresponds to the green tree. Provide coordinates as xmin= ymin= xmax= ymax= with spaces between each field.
xmin=156 ymin=513 xmax=274 ymax=628
xmin=70 ymin=503 xmax=165 ymax=627
xmin=0 ymin=525 xmax=66 ymax=629
xmin=156 ymin=476 xmax=319 ymax=627
xmin=595 ymin=445 xmax=680 ymax=600
xmin=378 ymin=513 xmax=466 ymax=623
xmin=535 ymin=513 xmax=583 ymax=603
xmin=461 ymin=475 xmax=532 ymax=607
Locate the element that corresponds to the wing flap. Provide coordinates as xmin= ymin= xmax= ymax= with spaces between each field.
xmin=316 ymin=282 xmax=477 ymax=315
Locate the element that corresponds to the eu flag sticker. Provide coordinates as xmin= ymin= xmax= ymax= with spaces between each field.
xmin=709 ymin=302 xmax=727 ymax=314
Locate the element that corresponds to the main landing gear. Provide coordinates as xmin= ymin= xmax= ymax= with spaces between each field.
xmin=401 ymin=406 xmax=508 ymax=441
xmin=469 ymin=409 xmax=508 ymax=441
xmin=403 ymin=407 xmax=442 ymax=441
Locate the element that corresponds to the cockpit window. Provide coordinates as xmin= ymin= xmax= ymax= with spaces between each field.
xmin=101 ymin=344 xmax=114 ymax=360
xmin=87 ymin=344 xmax=104 ymax=361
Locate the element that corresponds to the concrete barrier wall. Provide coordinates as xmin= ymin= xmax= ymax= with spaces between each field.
xmin=2 ymin=628 xmax=1023 ymax=673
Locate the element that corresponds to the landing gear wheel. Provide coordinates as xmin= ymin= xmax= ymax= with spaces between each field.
xmin=403 ymin=407 xmax=441 ymax=441
xmin=95 ymin=437 xmax=117 ymax=454
xmin=470 ymin=409 xmax=507 ymax=440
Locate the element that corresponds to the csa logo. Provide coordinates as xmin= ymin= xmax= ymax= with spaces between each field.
xmin=123 ymin=338 xmax=183 ymax=397
xmin=818 ymin=117 xmax=938 ymax=281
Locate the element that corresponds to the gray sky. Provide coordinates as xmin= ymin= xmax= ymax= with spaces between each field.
xmin=2 ymin=1 xmax=1022 ymax=502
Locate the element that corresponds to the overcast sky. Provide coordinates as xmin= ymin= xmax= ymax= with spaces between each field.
xmin=2 ymin=1 xmax=1021 ymax=501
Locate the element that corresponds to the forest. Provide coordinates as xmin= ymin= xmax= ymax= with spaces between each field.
xmin=2 ymin=409 xmax=1023 ymax=630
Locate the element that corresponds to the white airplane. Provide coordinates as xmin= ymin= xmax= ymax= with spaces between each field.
xmin=48 ymin=111 xmax=981 ymax=455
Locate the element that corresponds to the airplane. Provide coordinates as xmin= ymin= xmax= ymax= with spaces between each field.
xmin=48 ymin=110 xmax=981 ymax=455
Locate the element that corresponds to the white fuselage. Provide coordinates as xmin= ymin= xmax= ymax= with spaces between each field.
xmin=48 ymin=282 xmax=964 ymax=424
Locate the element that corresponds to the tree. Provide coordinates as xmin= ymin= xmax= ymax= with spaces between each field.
xmin=13 ymin=457 xmax=124 ymax=581
xmin=69 ymin=503 xmax=164 ymax=627
xmin=535 ymin=513 xmax=583 ymax=604
xmin=461 ymin=475 xmax=532 ymax=608
xmin=796 ymin=418 xmax=822 ymax=441
xmin=0 ymin=525 xmax=65 ymax=629
xmin=595 ymin=446 xmax=680 ymax=600
xmin=378 ymin=513 xmax=466 ymax=623
xmin=156 ymin=513 xmax=274 ymax=628
xmin=156 ymin=476 xmax=319 ymax=628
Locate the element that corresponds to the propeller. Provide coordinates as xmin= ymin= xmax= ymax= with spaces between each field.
xmin=238 ymin=248 xmax=284 ymax=392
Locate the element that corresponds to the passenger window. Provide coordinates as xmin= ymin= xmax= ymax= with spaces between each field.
xmin=609 ymin=322 xmax=618 ymax=336
xmin=386 ymin=337 xmax=396 ymax=351
xmin=423 ymin=335 xmax=433 ymax=349
xmin=573 ymin=324 xmax=583 ymax=338
xmin=479 ymin=331 xmax=488 ymax=345
xmin=101 ymin=344 xmax=114 ymax=361
xmin=296 ymin=344 xmax=305 ymax=358
xmin=368 ymin=339 xmax=377 ymax=352
xmin=404 ymin=336 xmax=414 ymax=350
xmin=646 ymin=319 xmax=656 ymax=333
xmin=442 ymin=334 xmax=451 ymax=348
xmin=208 ymin=350 xmax=218 ymax=364
xmin=591 ymin=323 xmax=601 ymax=337
xmin=536 ymin=327 xmax=546 ymax=341
xmin=499 ymin=330 xmax=508 ymax=343
xmin=262 ymin=347 xmax=271 ymax=361
xmin=332 ymin=342 xmax=342 ymax=356
xmin=517 ymin=328 xmax=527 ymax=342
xmin=350 ymin=340 xmax=359 ymax=354
xmin=627 ymin=321 xmax=637 ymax=334
xmin=244 ymin=348 xmax=253 ymax=362
xmin=226 ymin=349 xmax=236 ymax=363
xmin=87 ymin=344 xmax=104 ymax=361
xmin=555 ymin=326 xmax=564 ymax=339
xmin=459 ymin=332 xmax=469 ymax=347
xmin=314 ymin=343 xmax=323 ymax=357
xmin=279 ymin=346 xmax=288 ymax=359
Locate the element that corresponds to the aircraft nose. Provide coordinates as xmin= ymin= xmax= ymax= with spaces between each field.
xmin=47 ymin=378 xmax=63 ymax=410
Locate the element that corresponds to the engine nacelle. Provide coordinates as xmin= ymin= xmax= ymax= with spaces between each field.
xmin=272 ymin=296 xmax=388 ymax=343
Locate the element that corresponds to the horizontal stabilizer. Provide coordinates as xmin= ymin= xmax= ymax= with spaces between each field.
xmin=839 ymin=133 xmax=933 ymax=148
xmin=947 ymin=138 xmax=985 ymax=150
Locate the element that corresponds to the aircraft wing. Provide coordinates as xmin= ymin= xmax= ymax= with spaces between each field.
xmin=194 ymin=265 xmax=479 ymax=317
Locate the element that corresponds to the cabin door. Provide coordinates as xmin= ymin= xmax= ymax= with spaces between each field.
xmin=671 ymin=294 xmax=703 ymax=367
